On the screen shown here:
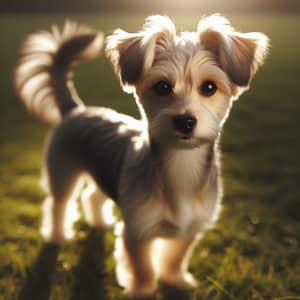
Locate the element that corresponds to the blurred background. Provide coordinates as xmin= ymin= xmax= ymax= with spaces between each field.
xmin=1 ymin=0 xmax=300 ymax=14
xmin=0 ymin=1 xmax=299 ymax=300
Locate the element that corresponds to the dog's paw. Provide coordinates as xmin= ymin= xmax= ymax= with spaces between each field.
xmin=124 ymin=278 xmax=157 ymax=299
xmin=41 ymin=229 xmax=66 ymax=246
xmin=160 ymin=271 xmax=198 ymax=289
xmin=124 ymin=285 xmax=156 ymax=299
xmin=40 ymin=225 xmax=73 ymax=246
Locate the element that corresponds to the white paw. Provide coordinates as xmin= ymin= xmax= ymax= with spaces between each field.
xmin=124 ymin=283 xmax=157 ymax=298
xmin=160 ymin=271 xmax=198 ymax=288
xmin=41 ymin=227 xmax=67 ymax=246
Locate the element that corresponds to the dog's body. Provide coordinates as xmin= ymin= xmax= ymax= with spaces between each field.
xmin=15 ymin=16 xmax=269 ymax=296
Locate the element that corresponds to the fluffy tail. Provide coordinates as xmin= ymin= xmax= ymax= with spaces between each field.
xmin=14 ymin=21 xmax=103 ymax=124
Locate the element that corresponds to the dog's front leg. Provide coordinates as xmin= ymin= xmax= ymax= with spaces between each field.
xmin=122 ymin=232 xmax=157 ymax=297
xmin=154 ymin=237 xmax=198 ymax=288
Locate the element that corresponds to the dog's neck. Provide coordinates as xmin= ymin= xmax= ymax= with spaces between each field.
xmin=150 ymin=140 xmax=216 ymax=201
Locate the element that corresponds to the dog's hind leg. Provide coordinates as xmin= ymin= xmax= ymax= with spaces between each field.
xmin=81 ymin=180 xmax=116 ymax=228
xmin=40 ymin=154 xmax=83 ymax=245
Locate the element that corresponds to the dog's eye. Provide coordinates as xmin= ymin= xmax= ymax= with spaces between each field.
xmin=153 ymin=80 xmax=173 ymax=96
xmin=200 ymin=80 xmax=217 ymax=97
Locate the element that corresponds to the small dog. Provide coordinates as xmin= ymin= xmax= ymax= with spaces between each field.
xmin=15 ymin=16 xmax=269 ymax=297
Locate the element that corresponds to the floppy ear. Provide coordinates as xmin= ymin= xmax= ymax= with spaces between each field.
xmin=106 ymin=15 xmax=176 ymax=92
xmin=106 ymin=30 xmax=144 ymax=88
xmin=198 ymin=15 xmax=270 ymax=89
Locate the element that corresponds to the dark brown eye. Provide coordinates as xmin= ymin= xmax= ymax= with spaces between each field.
xmin=200 ymin=80 xmax=217 ymax=97
xmin=153 ymin=80 xmax=173 ymax=96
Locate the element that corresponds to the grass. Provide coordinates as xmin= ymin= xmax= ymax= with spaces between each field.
xmin=0 ymin=12 xmax=300 ymax=300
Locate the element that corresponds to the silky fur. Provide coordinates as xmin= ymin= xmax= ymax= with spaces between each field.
xmin=15 ymin=15 xmax=269 ymax=297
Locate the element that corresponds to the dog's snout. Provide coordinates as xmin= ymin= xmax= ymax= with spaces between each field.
xmin=172 ymin=114 xmax=197 ymax=135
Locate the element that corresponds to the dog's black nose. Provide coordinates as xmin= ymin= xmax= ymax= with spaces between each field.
xmin=173 ymin=114 xmax=197 ymax=135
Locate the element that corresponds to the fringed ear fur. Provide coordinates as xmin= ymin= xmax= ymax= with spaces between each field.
xmin=198 ymin=14 xmax=270 ymax=88
xmin=106 ymin=15 xmax=176 ymax=93
xmin=106 ymin=30 xmax=145 ymax=87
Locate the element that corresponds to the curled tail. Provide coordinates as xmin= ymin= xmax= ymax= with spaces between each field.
xmin=14 ymin=21 xmax=103 ymax=124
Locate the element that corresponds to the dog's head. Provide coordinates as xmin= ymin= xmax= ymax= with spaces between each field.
xmin=106 ymin=15 xmax=269 ymax=148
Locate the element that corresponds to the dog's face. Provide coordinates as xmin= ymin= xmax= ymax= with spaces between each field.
xmin=106 ymin=15 xmax=269 ymax=148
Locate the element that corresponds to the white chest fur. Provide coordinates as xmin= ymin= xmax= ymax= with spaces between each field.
xmin=164 ymin=146 xmax=211 ymax=197
xmin=122 ymin=144 xmax=222 ymax=240
xmin=161 ymin=145 xmax=220 ymax=237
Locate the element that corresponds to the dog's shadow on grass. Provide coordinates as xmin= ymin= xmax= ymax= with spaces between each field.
xmin=18 ymin=243 xmax=60 ymax=300
xmin=18 ymin=229 xmax=111 ymax=300
xmin=69 ymin=228 xmax=111 ymax=300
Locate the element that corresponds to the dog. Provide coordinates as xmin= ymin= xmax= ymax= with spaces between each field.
xmin=14 ymin=15 xmax=269 ymax=297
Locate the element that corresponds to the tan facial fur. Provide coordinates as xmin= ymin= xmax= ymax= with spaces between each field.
xmin=107 ymin=15 xmax=269 ymax=150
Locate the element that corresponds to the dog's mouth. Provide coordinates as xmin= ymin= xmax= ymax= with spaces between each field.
xmin=176 ymin=133 xmax=192 ymax=140
xmin=179 ymin=135 xmax=191 ymax=140
xmin=174 ymin=133 xmax=215 ymax=148
xmin=174 ymin=133 xmax=199 ymax=148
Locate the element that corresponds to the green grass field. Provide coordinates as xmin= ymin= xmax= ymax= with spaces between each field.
xmin=0 ymin=13 xmax=300 ymax=300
